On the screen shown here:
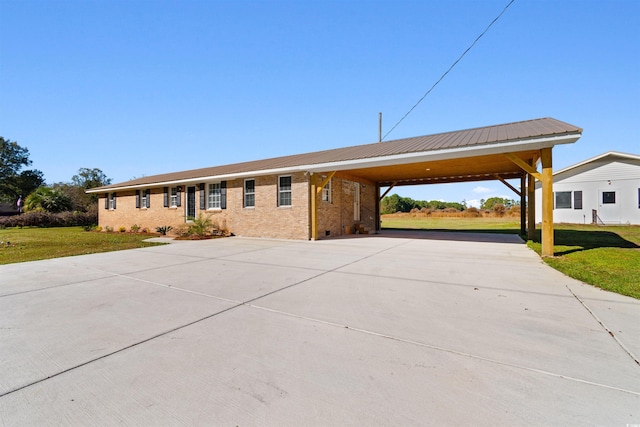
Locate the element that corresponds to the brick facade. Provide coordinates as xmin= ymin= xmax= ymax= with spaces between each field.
xmin=98 ymin=171 xmax=377 ymax=240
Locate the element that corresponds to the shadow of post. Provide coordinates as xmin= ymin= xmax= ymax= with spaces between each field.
xmin=532 ymin=229 xmax=640 ymax=256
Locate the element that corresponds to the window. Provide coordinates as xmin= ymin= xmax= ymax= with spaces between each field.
xmin=109 ymin=193 xmax=116 ymax=210
xmin=139 ymin=189 xmax=150 ymax=208
xmin=602 ymin=191 xmax=616 ymax=204
xmin=321 ymin=177 xmax=331 ymax=202
xmin=573 ymin=191 xmax=583 ymax=210
xmin=555 ymin=191 xmax=572 ymax=209
xmin=208 ymin=183 xmax=221 ymax=209
xmin=244 ymin=179 xmax=255 ymax=208
xmin=278 ymin=176 xmax=292 ymax=207
xmin=638 ymin=188 xmax=640 ymax=209
xmin=170 ymin=187 xmax=179 ymax=207
xmin=164 ymin=187 xmax=181 ymax=208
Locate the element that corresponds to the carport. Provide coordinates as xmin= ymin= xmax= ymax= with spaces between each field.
xmin=307 ymin=117 xmax=582 ymax=256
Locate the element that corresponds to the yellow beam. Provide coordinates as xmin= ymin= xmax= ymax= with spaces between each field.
xmin=540 ymin=148 xmax=554 ymax=256
xmin=504 ymin=153 xmax=542 ymax=181
xmin=316 ymin=171 xmax=336 ymax=194
xmin=310 ymin=174 xmax=318 ymax=240
xmin=494 ymin=174 xmax=521 ymax=197
xmin=379 ymin=182 xmax=397 ymax=201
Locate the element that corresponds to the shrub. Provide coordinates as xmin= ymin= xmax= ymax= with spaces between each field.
xmin=0 ymin=211 xmax=97 ymax=228
xmin=493 ymin=203 xmax=507 ymax=216
xmin=130 ymin=224 xmax=140 ymax=233
xmin=105 ymin=226 xmax=113 ymax=233
xmin=156 ymin=225 xmax=173 ymax=236
xmin=118 ymin=226 xmax=127 ymax=233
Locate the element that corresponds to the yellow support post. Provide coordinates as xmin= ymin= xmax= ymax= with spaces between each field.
xmin=310 ymin=174 xmax=318 ymax=240
xmin=528 ymin=168 xmax=536 ymax=241
xmin=540 ymin=148 xmax=554 ymax=256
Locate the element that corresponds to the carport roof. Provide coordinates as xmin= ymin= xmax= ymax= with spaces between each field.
xmin=89 ymin=117 xmax=582 ymax=192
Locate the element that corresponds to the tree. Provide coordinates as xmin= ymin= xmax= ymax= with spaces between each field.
xmin=481 ymin=197 xmax=517 ymax=210
xmin=0 ymin=137 xmax=45 ymax=202
xmin=71 ymin=168 xmax=111 ymax=189
xmin=24 ymin=187 xmax=73 ymax=213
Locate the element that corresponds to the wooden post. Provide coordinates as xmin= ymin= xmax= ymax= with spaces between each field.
xmin=527 ymin=169 xmax=536 ymax=241
xmin=310 ymin=174 xmax=318 ymax=240
xmin=540 ymin=148 xmax=554 ymax=256
xmin=520 ymin=173 xmax=526 ymax=236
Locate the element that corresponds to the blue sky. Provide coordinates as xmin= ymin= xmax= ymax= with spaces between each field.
xmin=2 ymin=0 xmax=638 ymax=207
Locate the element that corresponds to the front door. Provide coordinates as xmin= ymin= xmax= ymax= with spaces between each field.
xmin=598 ymin=189 xmax=620 ymax=223
xmin=354 ymin=182 xmax=361 ymax=222
xmin=186 ymin=186 xmax=196 ymax=220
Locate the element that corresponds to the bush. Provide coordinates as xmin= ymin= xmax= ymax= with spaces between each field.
xmin=492 ymin=203 xmax=507 ymax=216
xmin=0 ymin=210 xmax=97 ymax=228
xmin=156 ymin=225 xmax=173 ymax=235
xmin=130 ymin=224 xmax=140 ymax=233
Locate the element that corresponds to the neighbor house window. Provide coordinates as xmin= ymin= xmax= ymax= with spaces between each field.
xmin=278 ymin=175 xmax=292 ymax=207
xmin=321 ymin=177 xmax=332 ymax=202
xmin=602 ymin=191 xmax=616 ymax=204
xmin=555 ymin=191 xmax=572 ymax=209
xmin=244 ymin=179 xmax=255 ymax=208
xmin=109 ymin=193 xmax=116 ymax=210
xmin=573 ymin=191 xmax=583 ymax=210
xmin=208 ymin=183 xmax=221 ymax=209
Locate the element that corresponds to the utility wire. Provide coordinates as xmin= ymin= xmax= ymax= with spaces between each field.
xmin=382 ymin=0 xmax=516 ymax=141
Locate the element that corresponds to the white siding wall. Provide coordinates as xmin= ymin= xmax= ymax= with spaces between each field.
xmin=535 ymin=159 xmax=640 ymax=225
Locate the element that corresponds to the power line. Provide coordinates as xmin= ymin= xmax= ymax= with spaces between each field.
xmin=382 ymin=0 xmax=517 ymax=141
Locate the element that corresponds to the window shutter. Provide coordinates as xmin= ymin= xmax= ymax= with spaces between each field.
xmin=113 ymin=193 xmax=116 ymax=209
xmin=176 ymin=187 xmax=181 ymax=207
xmin=164 ymin=187 xmax=169 ymax=207
xmin=199 ymin=183 xmax=205 ymax=210
xmin=146 ymin=189 xmax=151 ymax=208
xmin=136 ymin=190 xmax=140 ymax=208
xmin=221 ymin=181 xmax=227 ymax=209
xmin=105 ymin=193 xmax=109 ymax=210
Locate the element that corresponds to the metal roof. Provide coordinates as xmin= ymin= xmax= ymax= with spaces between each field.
xmin=89 ymin=117 xmax=582 ymax=192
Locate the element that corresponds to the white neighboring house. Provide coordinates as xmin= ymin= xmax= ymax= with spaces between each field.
xmin=535 ymin=151 xmax=640 ymax=225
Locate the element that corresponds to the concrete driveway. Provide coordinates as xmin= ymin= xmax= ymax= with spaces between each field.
xmin=1 ymin=231 xmax=639 ymax=426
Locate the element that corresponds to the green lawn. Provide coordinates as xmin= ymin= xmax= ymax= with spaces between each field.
xmin=382 ymin=215 xmax=640 ymax=300
xmin=0 ymin=227 xmax=165 ymax=265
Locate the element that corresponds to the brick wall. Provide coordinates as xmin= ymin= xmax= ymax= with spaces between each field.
xmin=98 ymin=172 xmax=311 ymax=239
xmin=317 ymin=174 xmax=377 ymax=237
xmin=98 ymin=171 xmax=377 ymax=239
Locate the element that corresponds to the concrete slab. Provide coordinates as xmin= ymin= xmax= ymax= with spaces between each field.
xmin=0 ymin=233 xmax=638 ymax=425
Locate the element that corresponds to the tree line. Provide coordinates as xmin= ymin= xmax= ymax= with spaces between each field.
xmin=1 ymin=137 xmax=111 ymax=215
xmin=381 ymin=193 xmax=519 ymax=214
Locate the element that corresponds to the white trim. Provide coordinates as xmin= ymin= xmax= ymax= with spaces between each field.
xmin=278 ymin=175 xmax=292 ymax=207
xmin=87 ymin=133 xmax=581 ymax=193
xmin=554 ymin=151 xmax=640 ymax=176
xmin=244 ymin=178 xmax=256 ymax=208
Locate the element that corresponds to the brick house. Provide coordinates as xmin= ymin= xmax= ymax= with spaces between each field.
xmin=88 ymin=117 xmax=582 ymax=247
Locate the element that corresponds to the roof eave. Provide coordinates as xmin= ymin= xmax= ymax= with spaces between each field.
xmin=87 ymin=131 xmax=581 ymax=193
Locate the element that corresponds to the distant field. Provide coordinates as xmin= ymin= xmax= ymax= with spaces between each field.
xmin=382 ymin=215 xmax=522 ymax=232
xmin=381 ymin=214 xmax=640 ymax=300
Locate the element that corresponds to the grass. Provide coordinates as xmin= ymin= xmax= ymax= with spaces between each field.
xmin=0 ymin=227 xmax=165 ymax=265
xmin=382 ymin=215 xmax=640 ymax=300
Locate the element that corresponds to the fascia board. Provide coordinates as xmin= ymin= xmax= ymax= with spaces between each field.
xmin=553 ymin=151 xmax=640 ymax=176
xmin=88 ymin=132 xmax=581 ymax=193
xmin=304 ymin=133 xmax=581 ymax=173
